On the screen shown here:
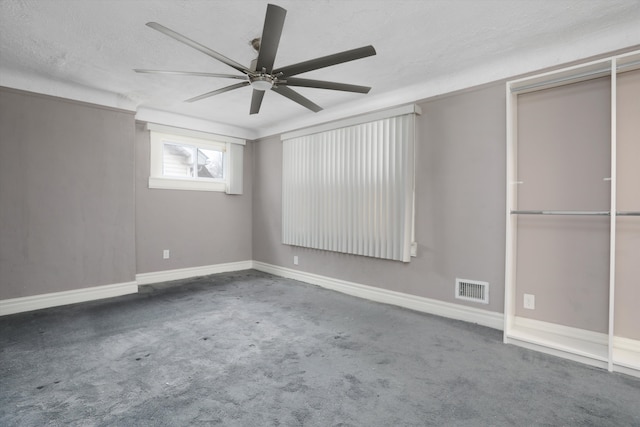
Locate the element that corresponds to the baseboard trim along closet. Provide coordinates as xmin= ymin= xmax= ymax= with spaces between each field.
xmin=0 ymin=281 xmax=138 ymax=316
xmin=251 ymin=261 xmax=504 ymax=330
xmin=506 ymin=316 xmax=640 ymax=377
xmin=512 ymin=316 xmax=640 ymax=354
xmin=136 ymin=260 xmax=254 ymax=285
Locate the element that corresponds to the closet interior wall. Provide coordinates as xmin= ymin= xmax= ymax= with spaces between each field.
xmin=515 ymin=77 xmax=611 ymax=333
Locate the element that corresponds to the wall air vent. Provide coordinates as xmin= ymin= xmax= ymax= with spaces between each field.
xmin=455 ymin=278 xmax=489 ymax=304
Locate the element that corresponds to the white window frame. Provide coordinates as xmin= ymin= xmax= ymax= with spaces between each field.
xmin=147 ymin=123 xmax=245 ymax=194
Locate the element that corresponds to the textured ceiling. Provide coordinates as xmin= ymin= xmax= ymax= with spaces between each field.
xmin=1 ymin=0 xmax=639 ymax=138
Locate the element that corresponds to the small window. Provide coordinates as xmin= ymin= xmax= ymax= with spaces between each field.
xmin=162 ymin=141 xmax=224 ymax=180
xmin=147 ymin=123 xmax=244 ymax=194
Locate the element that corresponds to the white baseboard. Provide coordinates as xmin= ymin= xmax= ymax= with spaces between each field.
xmin=1 ymin=260 xmax=253 ymax=316
xmin=513 ymin=316 xmax=609 ymax=346
xmin=612 ymin=336 xmax=640 ymax=377
xmin=252 ymin=261 xmax=504 ymax=330
xmin=4 ymin=260 xmax=636 ymax=378
xmin=0 ymin=281 xmax=138 ymax=316
xmin=615 ymin=335 xmax=640 ymax=353
xmin=511 ymin=316 xmax=640 ymax=353
xmin=506 ymin=316 xmax=640 ymax=377
xmin=506 ymin=316 xmax=609 ymax=369
xmin=505 ymin=335 xmax=610 ymax=370
xmin=136 ymin=260 xmax=253 ymax=285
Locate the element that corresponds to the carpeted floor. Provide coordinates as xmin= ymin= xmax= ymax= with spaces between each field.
xmin=1 ymin=270 xmax=639 ymax=426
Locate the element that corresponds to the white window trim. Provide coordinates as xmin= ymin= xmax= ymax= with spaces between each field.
xmin=146 ymin=123 xmax=245 ymax=194
xmin=148 ymin=176 xmax=228 ymax=192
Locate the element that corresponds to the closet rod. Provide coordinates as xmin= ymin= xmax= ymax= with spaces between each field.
xmin=511 ymin=210 xmax=640 ymax=216
xmin=511 ymin=210 xmax=609 ymax=216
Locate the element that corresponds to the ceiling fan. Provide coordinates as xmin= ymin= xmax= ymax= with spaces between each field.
xmin=134 ymin=3 xmax=376 ymax=115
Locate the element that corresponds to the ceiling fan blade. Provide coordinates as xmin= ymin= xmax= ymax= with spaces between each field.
xmin=134 ymin=69 xmax=246 ymax=80
xmin=255 ymin=4 xmax=286 ymax=74
xmin=185 ymin=81 xmax=250 ymax=103
xmin=273 ymin=45 xmax=376 ymax=77
xmin=272 ymin=85 xmax=322 ymax=112
xmin=281 ymin=77 xmax=371 ymax=94
xmin=250 ymin=89 xmax=266 ymax=115
xmin=146 ymin=22 xmax=250 ymax=75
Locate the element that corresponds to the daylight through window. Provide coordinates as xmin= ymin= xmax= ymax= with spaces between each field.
xmin=162 ymin=142 xmax=224 ymax=180
xmin=147 ymin=123 xmax=245 ymax=194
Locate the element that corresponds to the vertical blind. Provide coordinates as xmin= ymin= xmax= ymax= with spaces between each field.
xmin=282 ymin=108 xmax=417 ymax=262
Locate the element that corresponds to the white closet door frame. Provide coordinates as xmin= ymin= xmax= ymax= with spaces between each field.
xmin=607 ymin=59 xmax=617 ymax=372
xmin=504 ymin=49 xmax=640 ymax=376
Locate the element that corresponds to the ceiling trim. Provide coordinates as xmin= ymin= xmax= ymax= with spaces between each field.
xmin=0 ymin=67 xmax=137 ymax=112
xmin=136 ymin=108 xmax=258 ymax=141
xmin=1 ymin=17 xmax=638 ymax=142
xmin=258 ymin=24 xmax=640 ymax=139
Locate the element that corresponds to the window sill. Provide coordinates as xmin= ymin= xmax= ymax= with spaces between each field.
xmin=148 ymin=176 xmax=226 ymax=192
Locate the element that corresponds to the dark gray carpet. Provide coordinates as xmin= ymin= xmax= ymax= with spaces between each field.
xmin=1 ymin=270 xmax=639 ymax=426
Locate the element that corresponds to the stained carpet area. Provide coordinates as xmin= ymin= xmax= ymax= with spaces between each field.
xmin=1 ymin=270 xmax=639 ymax=426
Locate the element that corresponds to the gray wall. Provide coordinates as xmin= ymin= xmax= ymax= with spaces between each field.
xmin=515 ymin=77 xmax=611 ymax=333
xmin=253 ymin=84 xmax=507 ymax=314
xmin=0 ymin=87 xmax=136 ymax=299
xmin=3 ymin=69 xmax=633 ymax=338
xmin=135 ymin=123 xmax=253 ymax=274
xmin=615 ymin=69 xmax=640 ymax=340
xmin=0 ymin=88 xmax=254 ymax=302
xmin=252 ymin=71 xmax=639 ymax=337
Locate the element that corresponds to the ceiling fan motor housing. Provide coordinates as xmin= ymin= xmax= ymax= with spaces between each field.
xmin=249 ymin=73 xmax=275 ymax=91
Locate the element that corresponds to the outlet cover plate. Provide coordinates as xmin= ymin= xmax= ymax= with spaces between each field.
xmin=524 ymin=293 xmax=535 ymax=310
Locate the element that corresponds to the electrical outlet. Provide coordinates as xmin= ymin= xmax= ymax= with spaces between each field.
xmin=523 ymin=293 xmax=535 ymax=310
xmin=293 ymin=256 xmax=299 ymax=265
xmin=163 ymin=249 xmax=170 ymax=259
